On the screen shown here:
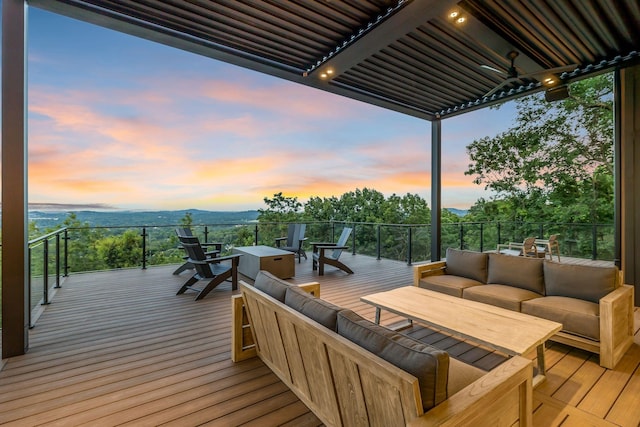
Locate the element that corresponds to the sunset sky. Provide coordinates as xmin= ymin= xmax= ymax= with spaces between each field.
xmin=26 ymin=6 xmax=518 ymax=211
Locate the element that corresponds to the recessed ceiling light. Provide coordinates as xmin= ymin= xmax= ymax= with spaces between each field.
xmin=326 ymin=69 xmax=334 ymax=75
xmin=320 ymin=73 xmax=328 ymax=79
xmin=449 ymin=11 xmax=459 ymax=19
xmin=456 ymin=17 xmax=466 ymax=24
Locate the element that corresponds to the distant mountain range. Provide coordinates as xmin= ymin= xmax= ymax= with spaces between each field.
xmin=28 ymin=209 xmax=260 ymax=229
xmin=445 ymin=208 xmax=468 ymax=217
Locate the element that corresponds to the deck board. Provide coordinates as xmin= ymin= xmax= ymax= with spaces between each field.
xmin=0 ymin=255 xmax=638 ymax=426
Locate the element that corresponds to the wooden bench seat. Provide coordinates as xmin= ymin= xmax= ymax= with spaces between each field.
xmin=232 ymin=275 xmax=534 ymax=426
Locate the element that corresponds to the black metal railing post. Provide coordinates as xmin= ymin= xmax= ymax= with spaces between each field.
xmin=55 ymin=233 xmax=61 ymax=288
xmin=376 ymin=225 xmax=381 ymax=260
xmin=141 ymin=227 xmax=148 ymax=269
xmin=407 ymin=227 xmax=413 ymax=265
xmin=28 ymin=246 xmax=33 ymax=328
xmin=459 ymin=223 xmax=464 ymax=249
xmin=254 ymin=224 xmax=259 ymax=245
xmin=539 ymin=224 xmax=544 ymax=238
xmin=63 ymin=228 xmax=69 ymax=277
xmin=592 ymin=224 xmax=598 ymax=260
xmin=204 ymin=226 xmax=209 ymax=243
xmin=480 ymin=223 xmax=484 ymax=252
xmin=497 ymin=222 xmax=502 ymax=245
xmin=43 ymin=239 xmax=50 ymax=305
xmin=352 ymin=224 xmax=356 ymax=255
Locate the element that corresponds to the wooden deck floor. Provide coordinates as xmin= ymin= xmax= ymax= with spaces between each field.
xmin=1 ymin=255 xmax=638 ymax=426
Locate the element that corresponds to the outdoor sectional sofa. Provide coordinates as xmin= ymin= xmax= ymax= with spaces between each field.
xmin=232 ymin=271 xmax=533 ymax=426
xmin=414 ymin=248 xmax=635 ymax=369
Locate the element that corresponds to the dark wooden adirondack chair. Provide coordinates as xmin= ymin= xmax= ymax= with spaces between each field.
xmin=176 ymin=235 xmax=241 ymax=300
xmin=172 ymin=227 xmax=223 ymax=275
xmin=275 ymin=223 xmax=307 ymax=262
xmin=312 ymin=227 xmax=354 ymax=275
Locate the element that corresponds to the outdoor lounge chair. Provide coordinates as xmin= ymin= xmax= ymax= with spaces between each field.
xmin=172 ymin=227 xmax=222 ymax=275
xmin=176 ymin=234 xmax=241 ymax=300
xmin=312 ymin=227 xmax=353 ymax=275
xmin=275 ymin=223 xmax=307 ymax=263
xmin=535 ymin=234 xmax=561 ymax=261
xmin=497 ymin=236 xmax=541 ymax=257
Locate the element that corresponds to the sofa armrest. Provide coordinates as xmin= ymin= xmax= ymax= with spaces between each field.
xmin=231 ymin=281 xmax=321 ymax=362
xmin=413 ymin=261 xmax=447 ymax=286
xmin=599 ymin=284 xmax=634 ymax=369
xmin=408 ymin=355 xmax=533 ymax=426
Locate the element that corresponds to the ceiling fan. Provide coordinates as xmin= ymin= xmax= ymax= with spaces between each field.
xmin=481 ymin=51 xmax=577 ymax=97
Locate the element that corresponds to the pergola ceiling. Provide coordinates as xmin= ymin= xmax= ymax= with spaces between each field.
xmin=32 ymin=0 xmax=640 ymax=121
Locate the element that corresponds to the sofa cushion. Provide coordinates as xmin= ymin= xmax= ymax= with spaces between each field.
xmin=487 ymin=253 xmax=545 ymax=294
xmin=418 ymin=275 xmax=484 ymax=298
xmin=463 ymin=284 xmax=542 ymax=312
xmin=284 ymin=285 xmax=342 ymax=331
xmin=544 ymin=262 xmax=617 ymax=304
xmin=253 ymin=270 xmax=290 ymax=302
xmin=337 ymin=309 xmax=449 ymax=411
xmin=447 ymin=358 xmax=485 ymax=396
xmin=445 ymin=248 xmax=488 ymax=284
xmin=522 ymin=296 xmax=600 ymax=341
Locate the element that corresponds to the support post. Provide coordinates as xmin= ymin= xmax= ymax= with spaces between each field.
xmin=2 ymin=0 xmax=29 ymax=358
xmin=619 ymin=64 xmax=640 ymax=306
xmin=431 ymin=119 xmax=442 ymax=261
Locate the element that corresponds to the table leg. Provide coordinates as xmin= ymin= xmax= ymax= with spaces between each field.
xmin=532 ymin=342 xmax=547 ymax=387
xmin=374 ymin=308 xmax=381 ymax=324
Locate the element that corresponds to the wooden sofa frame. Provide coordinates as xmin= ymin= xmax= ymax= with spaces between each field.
xmin=414 ymin=261 xmax=635 ymax=369
xmin=232 ymin=280 xmax=533 ymax=426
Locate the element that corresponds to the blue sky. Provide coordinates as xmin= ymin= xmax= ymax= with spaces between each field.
xmin=26 ymin=6 xmax=517 ymax=211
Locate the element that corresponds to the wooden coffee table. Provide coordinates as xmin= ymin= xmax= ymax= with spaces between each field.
xmin=361 ymin=286 xmax=562 ymax=387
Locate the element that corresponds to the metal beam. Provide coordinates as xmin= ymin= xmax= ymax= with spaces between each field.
xmin=307 ymin=0 xmax=458 ymax=79
xmin=2 ymin=0 xmax=29 ymax=358
xmin=430 ymin=119 xmax=442 ymax=261
xmin=619 ymin=63 xmax=640 ymax=306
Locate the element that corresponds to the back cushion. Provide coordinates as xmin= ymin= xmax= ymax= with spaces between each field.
xmin=284 ymin=286 xmax=342 ymax=331
xmin=487 ymin=253 xmax=545 ymax=294
xmin=253 ymin=270 xmax=290 ymax=302
xmin=445 ymin=248 xmax=489 ymax=284
xmin=337 ymin=309 xmax=449 ymax=411
xmin=544 ymin=262 xmax=618 ymax=303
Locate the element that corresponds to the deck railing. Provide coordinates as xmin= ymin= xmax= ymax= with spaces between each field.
xmin=24 ymin=220 xmax=614 ymax=326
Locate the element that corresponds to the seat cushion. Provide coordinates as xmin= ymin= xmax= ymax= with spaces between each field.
xmin=463 ymin=284 xmax=542 ymax=312
xmin=487 ymin=253 xmax=545 ymax=294
xmin=522 ymin=296 xmax=600 ymax=341
xmin=445 ymin=248 xmax=489 ymax=284
xmin=337 ymin=309 xmax=449 ymax=411
xmin=544 ymin=261 xmax=617 ymax=303
xmin=418 ymin=275 xmax=484 ymax=298
xmin=253 ymin=270 xmax=290 ymax=302
xmin=284 ymin=285 xmax=342 ymax=331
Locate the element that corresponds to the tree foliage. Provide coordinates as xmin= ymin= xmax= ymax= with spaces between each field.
xmin=465 ymin=73 xmax=613 ymax=225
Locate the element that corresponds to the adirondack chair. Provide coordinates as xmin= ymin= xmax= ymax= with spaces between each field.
xmin=275 ymin=223 xmax=307 ymax=263
xmin=172 ymin=227 xmax=222 ymax=275
xmin=176 ymin=234 xmax=241 ymax=300
xmin=312 ymin=227 xmax=354 ymax=275
xmin=497 ymin=236 xmax=541 ymax=258
xmin=535 ymin=234 xmax=561 ymax=261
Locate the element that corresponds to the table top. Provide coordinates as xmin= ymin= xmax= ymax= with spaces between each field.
xmin=361 ymin=286 xmax=562 ymax=356
xmin=233 ymin=245 xmax=293 ymax=257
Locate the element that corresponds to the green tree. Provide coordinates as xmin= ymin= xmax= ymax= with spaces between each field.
xmin=95 ymin=229 xmax=143 ymax=269
xmin=465 ymin=73 xmax=613 ymax=225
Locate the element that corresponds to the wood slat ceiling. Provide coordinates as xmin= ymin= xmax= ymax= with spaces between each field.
xmin=31 ymin=0 xmax=640 ymax=120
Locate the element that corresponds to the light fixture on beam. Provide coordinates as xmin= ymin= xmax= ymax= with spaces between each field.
xmin=545 ymin=85 xmax=570 ymax=102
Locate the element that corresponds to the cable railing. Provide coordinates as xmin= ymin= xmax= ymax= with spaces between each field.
xmin=25 ymin=220 xmax=615 ymax=326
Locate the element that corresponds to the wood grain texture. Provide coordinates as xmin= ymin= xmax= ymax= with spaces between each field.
xmin=0 ymin=255 xmax=637 ymax=426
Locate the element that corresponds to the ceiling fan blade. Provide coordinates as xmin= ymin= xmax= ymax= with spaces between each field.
xmin=480 ymin=64 xmax=506 ymax=75
xmin=520 ymin=64 xmax=578 ymax=79
xmin=484 ymin=77 xmax=518 ymax=97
